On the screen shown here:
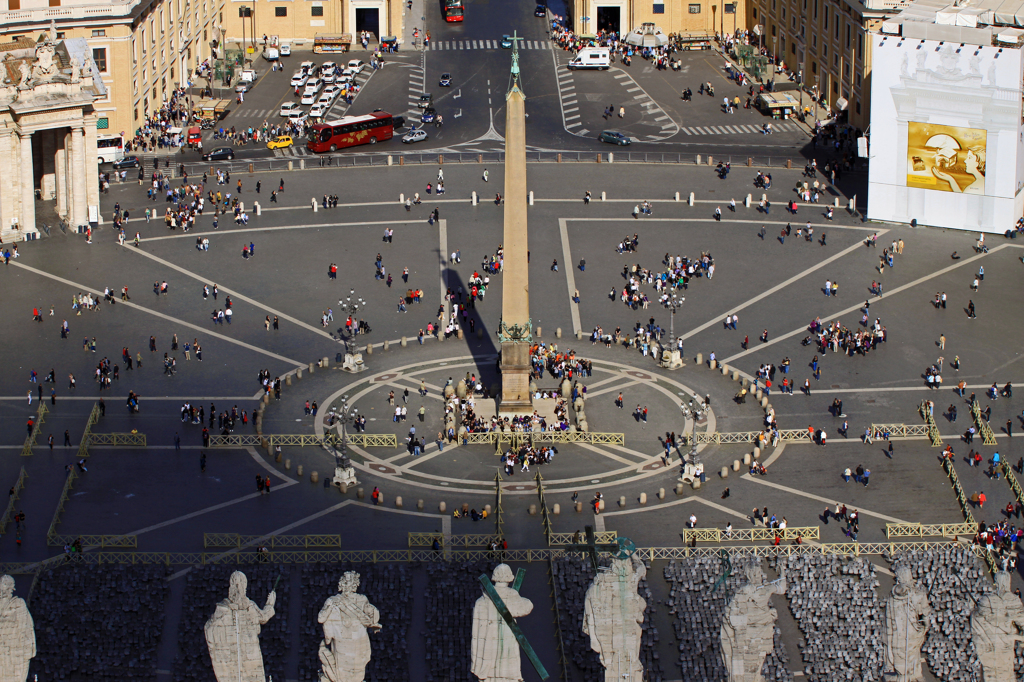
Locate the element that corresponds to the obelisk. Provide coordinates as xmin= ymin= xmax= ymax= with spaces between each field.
xmin=497 ymin=33 xmax=533 ymax=416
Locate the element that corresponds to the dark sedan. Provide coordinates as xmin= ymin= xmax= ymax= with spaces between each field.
xmin=598 ymin=130 xmax=631 ymax=146
xmin=535 ymin=4 xmax=547 ymax=16
xmin=202 ymin=147 xmax=236 ymax=161
xmin=112 ymin=155 xmax=141 ymax=169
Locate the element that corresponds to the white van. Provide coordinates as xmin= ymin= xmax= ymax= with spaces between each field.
xmin=263 ymin=47 xmax=279 ymax=61
xmin=240 ymin=69 xmax=257 ymax=83
xmin=568 ymin=47 xmax=610 ymax=70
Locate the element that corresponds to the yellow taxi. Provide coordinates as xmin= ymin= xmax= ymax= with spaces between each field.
xmin=266 ymin=135 xmax=294 ymax=150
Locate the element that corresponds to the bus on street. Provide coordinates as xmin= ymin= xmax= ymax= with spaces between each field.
xmin=306 ymin=111 xmax=395 ymax=152
xmin=96 ymin=135 xmax=125 ymax=164
xmin=443 ymin=0 xmax=464 ymax=22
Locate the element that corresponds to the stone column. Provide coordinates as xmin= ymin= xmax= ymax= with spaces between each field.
xmin=40 ymin=130 xmax=56 ymax=201
xmin=0 ymin=130 xmax=17 ymax=242
xmin=54 ymin=130 xmax=67 ymax=218
xmin=83 ymin=115 xmax=100 ymax=219
xmin=497 ymin=83 xmax=533 ymax=416
xmin=70 ymin=126 xmax=87 ymax=228
xmin=19 ymin=130 xmax=36 ymax=235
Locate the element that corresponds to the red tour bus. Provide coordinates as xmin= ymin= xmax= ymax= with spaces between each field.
xmin=443 ymin=0 xmax=464 ymax=22
xmin=306 ymin=111 xmax=395 ymax=152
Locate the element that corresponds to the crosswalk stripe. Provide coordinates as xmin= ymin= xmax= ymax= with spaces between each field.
xmin=682 ymin=128 xmax=692 ymax=135
xmin=578 ymin=129 xmax=589 ymax=135
xmin=563 ymin=100 xmax=577 ymax=106
xmin=564 ymin=107 xmax=579 ymax=113
xmin=566 ymin=121 xmax=581 ymax=128
xmin=565 ymin=114 xmax=580 ymax=120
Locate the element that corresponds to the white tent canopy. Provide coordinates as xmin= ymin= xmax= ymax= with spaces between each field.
xmin=625 ymin=23 xmax=668 ymax=47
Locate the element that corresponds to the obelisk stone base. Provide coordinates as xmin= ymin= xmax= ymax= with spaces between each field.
xmin=499 ymin=341 xmax=533 ymax=415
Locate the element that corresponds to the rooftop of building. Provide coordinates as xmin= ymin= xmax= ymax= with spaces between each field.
xmin=880 ymin=0 xmax=1024 ymax=45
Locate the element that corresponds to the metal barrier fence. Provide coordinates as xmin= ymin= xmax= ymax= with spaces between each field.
xmin=1003 ymin=462 xmax=1024 ymax=507
xmin=683 ymin=526 xmax=819 ymax=543
xmin=680 ymin=428 xmax=812 ymax=445
xmin=174 ymin=151 xmax=809 ymax=180
xmin=869 ymin=423 xmax=932 ymax=440
xmin=77 ymin=402 xmax=101 ymax=458
xmin=47 ymin=534 xmax=138 ymax=549
xmin=971 ymin=401 xmax=998 ymax=445
xmin=88 ymin=432 xmax=148 ymax=447
xmin=942 ymin=457 xmax=976 ymax=526
xmin=0 ymin=467 xmax=27 ymax=535
xmin=0 ymin=541 xmax=989 ymax=574
xmin=885 ymin=522 xmax=976 ymax=539
xmin=494 ymin=472 xmax=505 ymax=539
xmin=537 ymin=472 xmax=554 ymax=545
xmin=548 ymin=531 xmax=617 ymax=546
xmin=924 ymin=413 xmax=943 ymax=446
xmin=44 ymin=468 xmax=76 ymax=542
xmin=207 ymin=433 xmax=397 ymax=448
xmin=204 ymin=533 xmax=343 ymax=548
xmin=462 ymin=431 xmax=624 ymax=447
xmin=22 ymin=402 xmax=48 ymax=456
xmin=408 ymin=533 xmax=499 ymax=548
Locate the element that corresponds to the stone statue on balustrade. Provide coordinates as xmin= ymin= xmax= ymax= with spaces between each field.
xmin=0 ymin=575 xmax=35 ymax=682
xmin=884 ymin=565 xmax=932 ymax=682
xmin=720 ymin=561 xmax=786 ymax=682
xmin=471 ymin=564 xmax=534 ymax=682
xmin=204 ymin=570 xmax=276 ymax=682
xmin=583 ymin=553 xmax=647 ymax=682
xmin=318 ymin=571 xmax=381 ymax=682
xmin=972 ymin=570 xmax=1024 ymax=682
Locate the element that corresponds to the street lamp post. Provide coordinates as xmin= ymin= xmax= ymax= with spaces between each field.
xmin=661 ymin=293 xmax=685 ymax=370
xmin=678 ymin=397 xmax=708 ymax=484
xmin=337 ymin=289 xmax=366 ymax=351
xmin=326 ymin=394 xmax=359 ymax=488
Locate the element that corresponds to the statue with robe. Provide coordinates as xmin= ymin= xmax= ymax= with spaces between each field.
xmin=971 ymin=570 xmax=1024 ymax=682
xmin=318 ymin=571 xmax=381 ymax=682
xmin=204 ymin=571 xmax=276 ymax=682
xmin=884 ymin=566 xmax=932 ymax=682
xmin=0 ymin=575 xmax=35 ymax=682
xmin=582 ymin=554 xmax=646 ymax=681
xmin=720 ymin=561 xmax=786 ymax=682
xmin=471 ymin=564 xmax=534 ymax=682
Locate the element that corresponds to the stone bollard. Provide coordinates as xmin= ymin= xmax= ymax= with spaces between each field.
xmin=761 ymin=396 xmax=769 ymax=408
xmin=556 ymin=328 xmax=562 ymax=338
xmin=834 ymin=197 xmax=841 ymax=208
xmin=732 ymin=460 xmax=741 ymax=471
xmin=377 ymin=493 xmax=385 ymax=506
xmin=696 ymin=352 xmax=703 ymax=365
xmin=747 ymin=157 xmax=753 ymax=167
xmin=275 ymin=449 xmax=283 ymax=463
xmin=476 ymin=328 xmax=484 ymax=339
xmin=401 ymin=337 xmax=408 ymax=347
xmin=732 ymin=369 xmax=740 ymax=381
xmin=576 ymin=330 xmax=582 ymax=340
xmin=285 ymin=458 xmax=291 ymax=470
xmin=536 ymin=326 xmax=542 ymax=337
xmin=640 ymin=492 xmax=647 ymax=505
xmin=658 ymin=488 xmax=666 ymax=500
xmin=849 ymin=194 xmax=857 ymax=212
xmin=400 ymin=193 xmax=405 ymax=203
xmin=286 ymin=375 xmax=292 ymax=386
xmin=308 ymin=362 xmax=315 ymax=373
xmin=255 ymin=202 xmax=261 ymax=216
xmin=601 ymin=191 xmax=606 ymax=201
xmin=366 ymin=344 xmax=373 ymax=355
xmin=457 ymin=329 xmax=463 ymax=339
xmin=696 ymin=154 xmax=702 ymax=165
xmin=676 ymin=483 xmax=685 ymax=495
xmin=439 ymin=501 xmax=446 ymax=513
xmin=709 ymin=359 xmax=717 ymax=370
xmin=598 ymin=499 xmax=605 ymax=511
xmin=754 ymin=448 xmax=761 ymax=460
xmin=575 ymin=501 xmax=583 ymax=513
xmin=395 ymin=496 xmax=403 ymax=508
xmin=383 ymin=340 xmax=389 ymax=351
xmin=528 ymin=190 xmax=534 ymax=206
xmin=339 ymin=483 xmax=348 ymax=494
xmin=357 ymin=487 xmax=365 ymax=499
xmin=707 ymin=155 xmax=713 ymax=166
xmin=529 ymin=504 xmax=537 ymax=515
xmin=322 ymin=356 xmax=330 ymax=368
xmin=311 ymin=471 xmax=319 ymax=483
xmin=313 ymin=198 xmax=318 ymax=212
xmin=755 ymin=389 xmax=763 ymax=401
xmin=721 ymin=364 xmax=729 ymax=376
xmin=417 ymin=499 xmax=424 ymax=510
xmin=745 ymin=193 xmax=751 ymax=208
xmin=692 ymin=479 xmax=701 ymax=489
xmin=553 ymin=503 xmax=560 ymax=515
xmin=675 ymin=191 xmax=680 ymax=201
xmin=484 ymin=504 xmax=492 ymax=514
xmin=263 ymin=394 xmax=270 ymax=405
xmin=388 ymin=155 xmax=393 ymax=166
xmin=688 ymin=192 xmax=695 ymax=206
xmin=743 ymin=453 xmax=752 ymax=467
xmin=618 ymin=496 xmax=626 ymax=508
xmin=472 ymin=191 xmax=478 ymax=205
xmin=288 ymin=160 xmax=293 ymax=171
xmin=297 ymin=464 xmax=304 ymax=476
xmin=720 ymin=467 xmax=729 ymax=478
xmin=608 ymin=152 xmax=614 ymax=163
xmin=297 ymin=368 xmax=304 ymax=379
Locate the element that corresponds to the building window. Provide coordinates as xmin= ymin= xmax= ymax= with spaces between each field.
xmin=858 ymin=34 xmax=863 ymax=58
xmin=688 ymin=3 xmax=700 ymax=12
xmin=771 ymin=24 xmax=776 ymax=37
xmin=92 ymin=29 xmax=106 ymax=37
xmin=311 ymin=5 xmax=323 ymax=15
xmin=752 ymin=7 xmax=757 ymax=18
xmin=856 ymin=101 xmax=861 ymax=114
xmin=48 ymin=0 xmax=60 ymax=6
xmin=275 ymin=6 xmax=287 ymax=16
xmin=7 ymin=0 xmax=19 ymax=9
xmin=97 ymin=117 xmax=109 ymax=129
xmin=170 ymin=66 xmax=175 ymax=79
xmin=832 ymin=81 xmax=838 ymax=93
xmin=823 ymin=9 xmax=827 ymax=30
xmin=653 ymin=3 xmax=665 ymax=12
xmin=92 ymin=47 xmax=107 ymax=72
xmin=846 ymin=24 xmax=851 ymax=48
xmin=133 ymin=107 xmax=138 ymax=120
xmin=238 ymin=6 xmax=251 ymax=17
xmin=855 ymin=73 xmax=861 ymax=87
xmin=724 ymin=3 xmax=734 ymax=12
xmin=781 ymin=7 xmax=785 ymax=19
xmin=811 ymin=61 xmax=817 ymax=73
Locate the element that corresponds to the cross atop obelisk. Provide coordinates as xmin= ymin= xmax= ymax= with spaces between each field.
xmin=497 ymin=32 xmax=533 ymax=416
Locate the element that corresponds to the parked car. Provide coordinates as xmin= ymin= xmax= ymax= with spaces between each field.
xmin=301 ymin=91 xmax=319 ymax=105
xmin=112 ymin=155 xmax=140 ymax=169
xmin=279 ymin=102 xmax=301 ymax=117
xmin=279 ymin=44 xmax=292 ymax=56
xmin=347 ymin=59 xmax=365 ymax=74
xmin=299 ymin=61 xmax=315 ymax=75
xmin=421 ymin=107 xmax=437 ymax=124
xmin=598 ymin=130 xmax=631 ymax=145
xmin=309 ymin=103 xmax=329 ymax=118
xmin=318 ymin=93 xmax=336 ymax=106
xmin=287 ymin=110 xmax=308 ymax=126
xmin=322 ymin=85 xmax=341 ymax=99
xmin=501 ymin=35 xmax=513 ymax=48
xmin=439 ymin=72 xmax=452 ymax=87
xmin=417 ymin=93 xmax=433 ymax=109
xmin=266 ymin=135 xmax=293 ymax=150
xmin=290 ymin=72 xmax=308 ymax=87
xmin=402 ymin=129 xmax=428 ymax=143
xmin=535 ymin=4 xmax=547 ymax=16
xmin=202 ymin=147 xmax=236 ymax=161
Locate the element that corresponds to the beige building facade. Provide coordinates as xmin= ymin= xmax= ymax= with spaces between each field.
xmin=0 ymin=0 xmax=224 ymax=139
xmin=0 ymin=34 xmax=104 ymax=241
xmin=745 ymin=0 xmax=905 ymax=129
xmin=220 ymin=0 xmax=404 ymax=47
xmin=569 ymin=0 xmax=747 ymax=39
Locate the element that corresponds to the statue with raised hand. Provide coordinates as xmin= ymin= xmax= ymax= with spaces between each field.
xmin=0 ymin=575 xmax=35 ymax=682
xmin=884 ymin=566 xmax=931 ymax=682
xmin=318 ymin=571 xmax=381 ymax=682
xmin=471 ymin=564 xmax=534 ymax=682
xmin=720 ymin=561 xmax=786 ymax=682
xmin=582 ymin=553 xmax=646 ymax=681
xmin=972 ymin=570 xmax=1024 ymax=682
xmin=204 ymin=571 xmax=276 ymax=682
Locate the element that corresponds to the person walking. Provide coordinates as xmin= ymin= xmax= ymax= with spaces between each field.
xmin=939 ymin=333 xmax=945 ymax=350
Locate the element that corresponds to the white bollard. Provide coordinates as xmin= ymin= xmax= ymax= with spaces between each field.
xmin=608 ymin=152 xmax=614 ymax=163
xmin=601 ymin=191 xmax=607 ymax=201
xmin=300 ymin=159 xmax=305 ymax=170
xmin=387 ymin=155 xmax=393 ymax=166
xmin=675 ymin=191 xmax=680 ymax=201
xmin=472 ymin=191 xmax=478 ymax=205
xmin=835 ymin=197 xmax=840 ymax=207
xmin=528 ymin=190 xmax=534 ymax=206
xmin=312 ymin=198 xmax=318 ymax=212
xmin=688 ymin=192 xmax=694 ymax=206
xmin=745 ymin=194 xmax=751 ymax=207
xmin=400 ymin=193 xmax=405 ymax=203
xmin=849 ymin=195 xmax=856 ymax=211
xmin=254 ymin=202 xmax=261 ymax=216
